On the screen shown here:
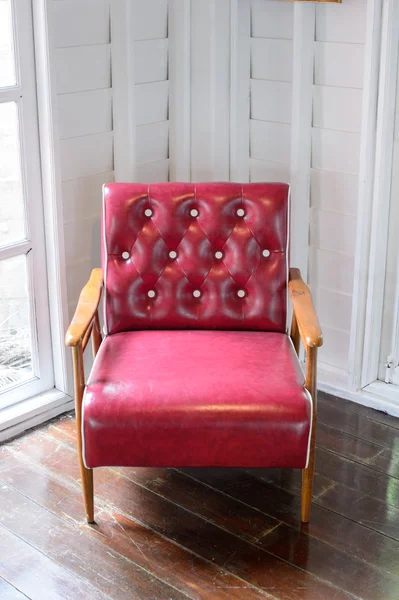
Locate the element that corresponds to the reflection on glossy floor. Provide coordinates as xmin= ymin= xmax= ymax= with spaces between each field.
xmin=1 ymin=392 xmax=399 ymax=599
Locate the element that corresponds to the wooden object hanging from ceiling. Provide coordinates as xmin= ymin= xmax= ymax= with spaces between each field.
xmin=287 ymin=0 xmax=342 ymax=3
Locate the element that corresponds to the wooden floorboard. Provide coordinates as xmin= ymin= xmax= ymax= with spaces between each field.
xmin=0 ymin=576 xmax=31 ymax=600
xmin=1 ymin=394 xmax=399 ymax=599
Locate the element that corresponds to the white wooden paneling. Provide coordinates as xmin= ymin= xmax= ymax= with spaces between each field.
xmin=312 ymin=286 xmax=353 ymax=332
xmin=111 ymin=0 xmax=135 ymax=181
xmin=316 ymin=0 xmax=366 ymax=45
xmin=64 ymin=216 xmax=101 ymax=266
xmin=230 ymin=0 xmax=251 ymax=181
xmin=289 ymin=5 xmax=315 ymax=278
xmin=311 ymin=169 xmax=358 ymax=216
xmin=251 ymin=80 xmax=292 ymax=124
xmin=251 ymin=0 xmax=294 ymax=40
xmin=134 ymin=39 xmax=168 ymax=84
xmin=249 ymin=159 xmax=290 ymax=183
xmin=135 ymin=159 xmax=170 ymax=183
xmin=135 ymin=82 xmax=169 ymax=126
xmin=169 ymin=0 xmax=191 ymax=181
xmin=57 ymin=89 xmax=112 ymax=139
xmin=62 ymin=171 xmax=113 ymax=224
xmin=313 ymin=85 xmax=363 ymax=133
xmin=309 ymin=248 xmax=355 ymax=295
xmin=54 ymin=0 xmax=110 ymax=48
xmin=310 ymin=209 xmax=357 ymax=256
xmin=319 ymin=327 xmax=351 ymax=372
xmin=314 ymin=42 xmax=364 ymax=89
xmin=132 ymin=0 xmax=168 ymax=41
xmin=135 ymin=121 xmax=169 ymax=164
xmin=55 ymin=45 xmax=111 ymax=94
xmin=60 ymin=131 xmax=114 ymax=181
xmin=65 ymin=258 xmax=94 ymax=309
xmin=250 ymin=120 xmax=291 ymax=164
xmin=190 ymin=0 xmax=231 ymax=182
xmin=312 ymin=129 xmax=361 ymax=174
xmin=251 ymin=39 xmax=293 ymax=82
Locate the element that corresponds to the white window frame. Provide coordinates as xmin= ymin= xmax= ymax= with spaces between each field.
xmin=342 ymin=0 xmax=399 ymax=417
xmin=0 ymin=0 xmax=74 ymax=441
xmin=0 ymin=0 xmax=54 ymax=408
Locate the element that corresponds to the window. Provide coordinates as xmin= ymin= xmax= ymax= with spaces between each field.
xmin=0 ymin=0 xmax=53 ymax=408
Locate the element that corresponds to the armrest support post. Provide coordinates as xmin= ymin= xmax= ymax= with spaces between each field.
xmin=72 ymin=344 xmax=94 ymax=522
xmin=288 ymin=268 xmax=321 ymax=523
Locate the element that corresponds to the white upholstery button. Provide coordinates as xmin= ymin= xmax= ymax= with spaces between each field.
xmin=237 ymin=208 xmax=245 ymax=217
xmin=147 ymin=290 xmax=156 ymax=299
xmin=237 ymin=289 xmax=246 ymax=298
xmin=262 ymin=249 xmax=271 ymax=258
xmin=193 ymin=290 xmax=201 ymax=298
xmin=190 ymin=208 xmax=199 ymax=218
xmin=122 ymin=252 xmax=130 ymax=260
xmin=215 ymin=251 xmax=223 ymax=260
xmin=169 ymin=250 xmax=177 ymax=259
xmin=144 ymin=208 xmax=153 ymax=217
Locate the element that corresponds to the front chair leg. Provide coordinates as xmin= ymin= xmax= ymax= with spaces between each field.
xmin=72 ymin=346 xmax=95 ymax=523
xmin=301 ymin=346 xmax=317 ymax=523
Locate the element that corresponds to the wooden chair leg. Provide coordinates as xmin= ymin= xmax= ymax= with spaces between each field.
xmin=79 ymin=460 xmax=94 ymax=523
xmin=72 ymin=346 xmax=95 ymax=523
xmin=301 ymin=346 xmax=317 ymax=523
xmin=301 ymin=426 xmax=316 ymax=523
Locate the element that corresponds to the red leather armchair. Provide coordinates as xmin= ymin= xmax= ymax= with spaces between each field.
xmin=65 ymin=183 xmax=322 ymax=524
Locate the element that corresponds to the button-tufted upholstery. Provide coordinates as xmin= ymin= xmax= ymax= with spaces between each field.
xmin=102 ymin=182 xmax=289 ymax=335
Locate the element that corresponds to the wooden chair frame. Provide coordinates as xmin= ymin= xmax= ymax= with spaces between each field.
xmin=65 ymin=267 xmax=322 ymax=524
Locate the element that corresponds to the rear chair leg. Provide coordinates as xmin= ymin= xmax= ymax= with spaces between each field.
xmin=72 ymin=346 xmax=95 ymax=523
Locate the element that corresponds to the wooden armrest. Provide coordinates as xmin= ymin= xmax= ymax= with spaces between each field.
xmin=288 ymin=268 xmax=323 ymax=348
xmin=65 ymin=268 xmax=103 ymax=347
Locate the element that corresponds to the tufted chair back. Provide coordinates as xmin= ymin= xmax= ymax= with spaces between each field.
xmin=102 ymin=182 xmax=289 ymax=335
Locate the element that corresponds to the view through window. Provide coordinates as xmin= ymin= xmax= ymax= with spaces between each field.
xmin=0 ymin=0 xmax=53 ymax=407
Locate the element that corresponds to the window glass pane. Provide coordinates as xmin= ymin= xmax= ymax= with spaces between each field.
xmin=0 ymin=0 xmax=16 ymax=87
xmin=0 ymin=255 xmax=33 ymax=391
xmin=0 ymin=102 xmax=26 ymax=246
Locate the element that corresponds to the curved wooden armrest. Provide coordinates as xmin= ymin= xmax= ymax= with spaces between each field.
xmin=65 ymin=268 xmax=103 ymax=347
xmin=289 ymin=268 xmax=323 ymax=349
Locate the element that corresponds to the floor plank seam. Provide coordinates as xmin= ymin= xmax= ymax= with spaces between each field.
xmin=0 ymin=575 xmax=31 ymax=600
xmin=316 ymin=440 xmax=399 ymax=481
xmin=318 ymin=417 xmax=399 ymax=457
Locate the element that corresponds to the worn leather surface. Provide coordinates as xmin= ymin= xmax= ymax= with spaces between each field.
xmin=102 ymin=182 xmax=289 ymax=334
xmin=83 ymin=330 xmax=311 ymax=468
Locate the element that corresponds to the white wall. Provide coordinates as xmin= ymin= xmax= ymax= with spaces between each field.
xmin=52 ymin=0 xmax=114 ymax=318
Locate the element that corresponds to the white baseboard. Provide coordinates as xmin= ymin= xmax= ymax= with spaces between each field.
xmin=0 ymin=389 xmax=74 ymax=443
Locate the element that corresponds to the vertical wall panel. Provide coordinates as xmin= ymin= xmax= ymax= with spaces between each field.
xmin=249 ymin=0 xmax=294 ymax=184
xmin=132 ymin=1 xmax=170 ymax=182
xmin=309 ymin=0 xmax=367 ymax=382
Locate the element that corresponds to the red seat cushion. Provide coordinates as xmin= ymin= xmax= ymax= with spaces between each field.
xmin=83 ymin=330 xmax=311 ymax=469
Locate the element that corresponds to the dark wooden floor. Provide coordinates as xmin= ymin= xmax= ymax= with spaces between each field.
xmin=1 ymin=393 xmax=399 ymax=599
